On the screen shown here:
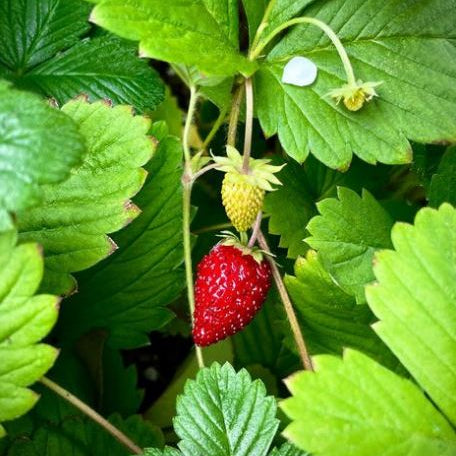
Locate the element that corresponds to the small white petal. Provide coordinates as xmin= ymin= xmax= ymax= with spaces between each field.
xmin=282 ymin=56 xmax=318 ymax=87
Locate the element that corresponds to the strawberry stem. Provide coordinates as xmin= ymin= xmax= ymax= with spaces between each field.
xmin=182 ymin=85 xmax=205 ymax=369
xmin=248 ymin=211 xmax=263 ymax=248
xmin=242 ymin=77 xmax=254 ymax=174
xmin=40 ymin=377 xmax=142 ymax=454
xmin=249 ymin=16 xmax=356 ymax=87
xmin=227 ymin=82 xmax=244 ymax=148
xmin=257 ymin=231 xmax=314 ymax=371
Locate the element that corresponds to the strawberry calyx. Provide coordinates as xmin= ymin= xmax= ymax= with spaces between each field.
xmin=216 ymin=230 xmax=272 ymax=264
xmin=327 ymin=79 xmax=383 ymax=111
xmin=212 ymin=146 xmax=285 ymax=190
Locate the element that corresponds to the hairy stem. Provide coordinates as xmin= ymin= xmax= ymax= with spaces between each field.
xmin=242 ymin=78 xmax=254 ymax=173
xmin=192 ymin=163 xmax=218 ymax=182
xmin=257 ymin=231 xmax=313 ymax=371
xmin=250 ymin=17 xmax=356 ymax=85
xmin=227 ymin=83 xmax=244 ymax=147
xmin=182 ymin=86 xmax=205 ymax=368
xmin=250 ymin=0 xmax=278 ymax=54
xmin=248 ymin=211 xmax=263 ymax=248
xmin=40 ymin=377 xmax=142 ymax=455
xmin=201 ymin=105 xmax=228 ymax=151
xmin=183 ymin=86 xmax=198 ymax=164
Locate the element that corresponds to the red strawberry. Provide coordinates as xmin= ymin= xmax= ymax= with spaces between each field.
xmin=192 ymin=243 xmax=271 ymax=347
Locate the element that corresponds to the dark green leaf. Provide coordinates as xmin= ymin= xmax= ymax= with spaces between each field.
xmin=0 ymin=0 xmax=90 ymax=71
xmin=7 ymin=414 xmax=163 ymax=456
xmin=57 ymin=135 xmax=184 ymax=348
xmin=429 ymin=146 xmax=456 ymax=207
xmin=16 ymin=36 xmax=164 ymax=112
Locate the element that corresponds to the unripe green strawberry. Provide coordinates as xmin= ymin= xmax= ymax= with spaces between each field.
xmin=214 ymin=146 xmax=284 ymax=233
xmin=221 ymin=172 xmax=264 ymax=232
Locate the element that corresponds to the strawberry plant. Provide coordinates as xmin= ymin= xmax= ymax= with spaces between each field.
xmin=1 ymin=0 xmax=455 ymax=455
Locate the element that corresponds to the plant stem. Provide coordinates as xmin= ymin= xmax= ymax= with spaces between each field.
xmin=227 ymin=83 xmax=244 ymax=148
xmin=192 ymin=163 xmax=218 ymax=182
xmin=40 ymin=377 xmax=142 ymax=455
xmin=182 ymin=86 xmax=205 ymax=369
xmin=183 ymin=86 xmax=198 ymax=164
xmin=250 ymin=17 xmax=356 ymax=85
xmin=201 ymin=105 xmax=228 ymax=151
xmin=248 ymin=211 xmax=263 ymax=248
xmin=250 ymin=0 xmax=278 ymax=53
xmin=242 ymin=78 xmax=254 ymax=173
xmin=257 ymin=231 xmax=313 ymax=371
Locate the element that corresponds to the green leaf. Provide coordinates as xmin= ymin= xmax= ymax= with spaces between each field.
xmin=75 ymin=330 xmax=143 ymax=417
xmin=255 ymin=0 xmax=456 ymax=168
xmin=0 ymin=0 xmax=91 ymax=71
xmin=366 ymin=204 xmax=456 ymax=426
xmin=17 ymin=98 xmax=154 ymax=295
xmin=306 ymin=188 xmax=394 ymax=303
xmin=145 ymin=340 xmax=233 ymax=429
xmin=0 ymin=228 xmax=59 ymax=438
xmin=0 ymin=82 xmax=85 ymax=212
xmin=264 ymin=156 xmax=396 ymax=259
xmin=90 ymin=0 xmax=257 ymax=77
xmin=269 ymin=442 xmax=308 ymax=456
xmin=429 ymin=146 xmax=456 ymax=207
xmin=263 ymin=160 xmax=316 ymax=259
xmin=174 ymin=363 xmax=279 ymax=456
xmin=281 ymin=350 xmax=456 ymax=456
xmin=285 ymin=250 xmax=401 ymax=371
xmin=57 ymin=135 xmax=183 ymax=348
xmin=7 ymin=414 xmax=163 ymax=456
xmin=15 ymin=35 xmax=164 ymax=112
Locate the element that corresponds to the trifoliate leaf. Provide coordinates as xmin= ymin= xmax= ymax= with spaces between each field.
xmin=7 ymin=414 xmax=163 ymax=456
xmin=269 ymin=442 xmax=308 ymax=456
xmin=16 ymin=35 xmax=164 ymax=112
xmin=285 ymin=251 xmax=401 ymax=371
xmin=281 ymin=350 xmax=456 ymax=456
xmin=255 ymin=0 xmax=456 ymax=168
xmin=0 ymin=82 xmax=85 ymax=213
xmin=57 ymin=135 xmax=183 ymax=348
xmin=174 ymin=363 xmax=279 ymax=456
xmin=17 ymin=98 xmax=154 ymax=295
xmin=429 ymin=146 xmax=456 ymax=207
xmin=306 ymin=188 xmax=394 ymax=303
xmin=0 ymin=0 xmax=91 ymax=70
xmin=0 ymin=228 xmax=59 ymax=438
xmin=366 ymin=204 xmax=456 ymax=426
xmin=90 ymin=0 xmax=257 ymax=77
